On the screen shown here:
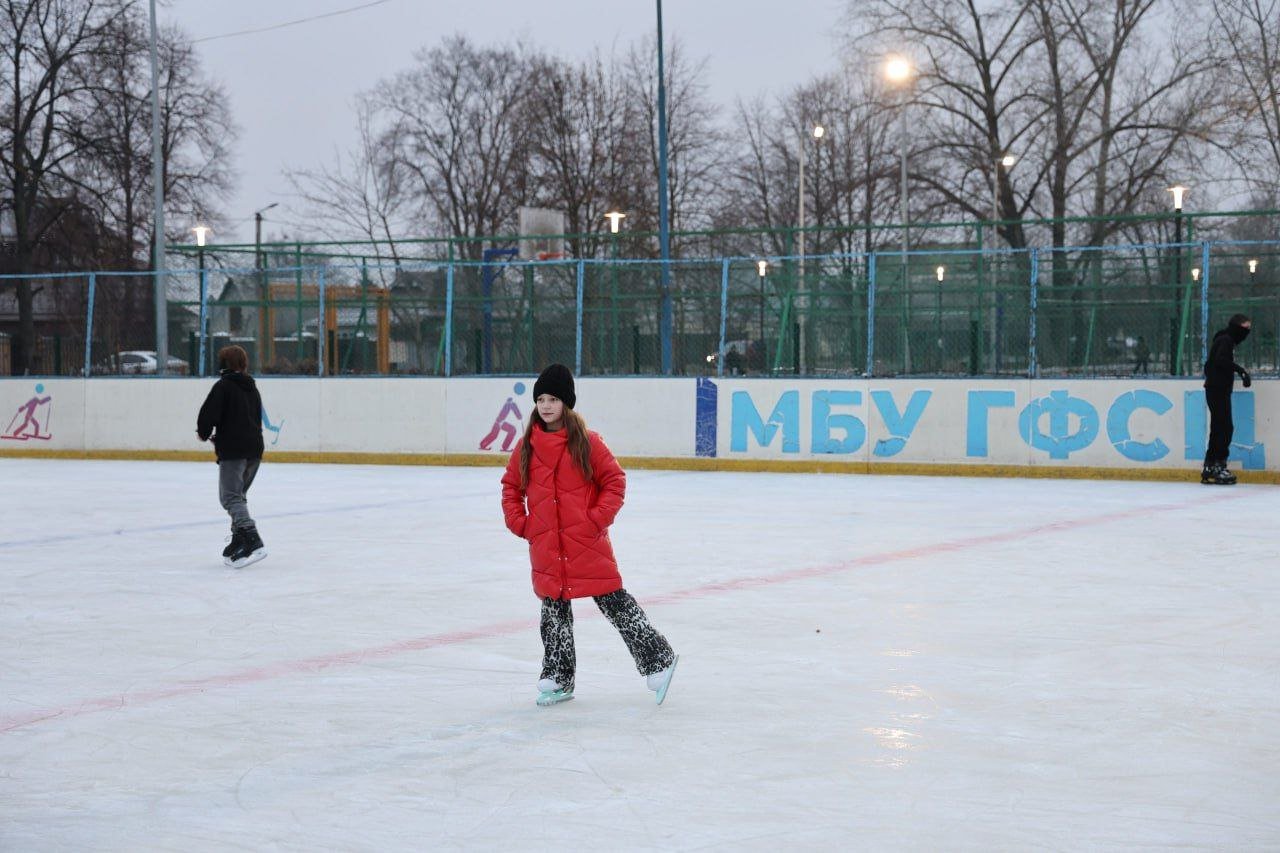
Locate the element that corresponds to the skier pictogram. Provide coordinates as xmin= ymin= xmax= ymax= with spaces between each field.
xmin=3 ymin=384 xmax=53 ymax=441
xmin=479 ymin=382 xmax=526 ymax=451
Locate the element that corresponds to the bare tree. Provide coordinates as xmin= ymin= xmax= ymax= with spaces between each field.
xmin=524 ymin=53 xmax=643 ymax=258
xmin=1210 ymin=0 xmax=1280 ymax=193
xmin=722 ymin=71 xmax=905 ymax=259
xmin=0 ymin=0 xmax=128 ymax=373
xmin=375 ymin=35 xmax=535 ymax=260
xmin=71 ymin=14 xmax=235 ymax=267
xmin=286 ymin=98 xmax=415 ymax=268
xmin=845 ymin=0 xmax=1049 ymax=250
xmin=623 ymin=35 xmax=724 ymax=254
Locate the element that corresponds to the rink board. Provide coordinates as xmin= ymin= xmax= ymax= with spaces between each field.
xmin=1 ymin=376 xmax=1275 ymax=478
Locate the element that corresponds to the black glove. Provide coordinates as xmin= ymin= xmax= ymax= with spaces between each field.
xmin=1241 ymin=371 xmax=1252 ymax=388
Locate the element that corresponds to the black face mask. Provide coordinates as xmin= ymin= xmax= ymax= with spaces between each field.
xmin=1228 ymin=324 xmax=1251 ymax=344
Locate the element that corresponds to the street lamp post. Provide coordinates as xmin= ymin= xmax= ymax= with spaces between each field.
xmin=605 ymin=211 xmax=626 ymax=371
xmin=193 ymin=224 xmax=210 ymax=376
xmin=885 ymin=55 xmax=913 ymax=373
xmin=1168 ymin=186 xmax=1187 ymax=374
xmin=147 ymin=0 xmax=167 ymax=375
xmin=992 ymin=155 xmax=1015 ymax=371
xmin=255 ymin=203 xmax=278 ymax=372
xmin=797 ymin=124 xmax=824 ymax=374
xmin=935 ymin=265 xmax=945 ymax=370
xmin=655 ymin=0 xmax=673 ymax=375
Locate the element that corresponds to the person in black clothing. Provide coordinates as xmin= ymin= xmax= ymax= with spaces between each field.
xmin=1201 ymin=314 xmax=1252 ymax=485
xmin=197 ymin=345 xmax=268 ymax=566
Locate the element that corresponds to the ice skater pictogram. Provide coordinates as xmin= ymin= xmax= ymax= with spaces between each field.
xmin=479 ymin=382 xmax=526 ymax=452
xmin=3 ymin=384 xmax=53 ymax=441
xmin=262 ymin=406 xmax=284 ymax=446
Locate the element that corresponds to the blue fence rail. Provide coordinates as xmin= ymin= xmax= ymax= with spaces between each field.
xmin=0 ymin=239 xmax=1276 ymax=379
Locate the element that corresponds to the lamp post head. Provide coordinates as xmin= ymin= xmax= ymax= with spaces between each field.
xmin=192 ymin=224 xmax=210 ymax=247
xmin=604 ymin=211 xmax=626 ymax=234
xmin=884 ymin=55 xmax=912 ymax=84
xmin=1000 ymin=154 xmax=1016 ymax=168
xmin=1191 ymin=267 xmax=1201 ymax=282
xmin=936 ymin=265 xmax=945 ymax=282
xmin=812 ymin=125 xmax=825 ymax=140
xmin=757 ymin=260 xmax=769 ymax=278
xmin=1167 ymin=185 xmax=1187 ymax=211
xmin=1248 ymin=258 xmax=1258 ymax=275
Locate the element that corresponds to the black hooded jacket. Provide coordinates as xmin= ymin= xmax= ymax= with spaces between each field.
xmin=1203 ymin=325 xmax=1249 ymax=391
xmin=197 ymin=370 xmax=265 ymax=460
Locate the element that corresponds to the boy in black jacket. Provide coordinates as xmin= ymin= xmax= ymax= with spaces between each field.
xmin=197 ymin=345 xmax=268 ymax=566
xmin=1201 ymin=314 xmax=1252 ymax=485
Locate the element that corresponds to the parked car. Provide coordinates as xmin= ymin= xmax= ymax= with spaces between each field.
xmin=95 ymin=350 xmax=190 ymax=376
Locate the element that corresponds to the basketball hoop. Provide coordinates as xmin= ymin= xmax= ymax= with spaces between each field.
xmin=518 ymin=207 xmax=567 ymax=260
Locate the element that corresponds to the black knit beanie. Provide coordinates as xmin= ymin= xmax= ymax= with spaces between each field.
xmin=533 ymin=363 xmax=576 ymax=409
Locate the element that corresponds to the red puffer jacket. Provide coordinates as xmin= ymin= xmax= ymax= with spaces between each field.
xmin=501 ymin=424 xmax=626 ymax=600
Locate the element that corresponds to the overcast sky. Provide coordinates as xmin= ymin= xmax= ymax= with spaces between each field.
xmin=163 ymin=0 xmax=849 ymax=244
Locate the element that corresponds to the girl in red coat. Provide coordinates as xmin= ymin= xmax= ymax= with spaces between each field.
xmin=501 ymin=364 xmax=678 ymax=706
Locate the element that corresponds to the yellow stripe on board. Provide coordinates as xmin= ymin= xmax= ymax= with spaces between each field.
xmin=2 ymin=446 xmax=1277 ymax=484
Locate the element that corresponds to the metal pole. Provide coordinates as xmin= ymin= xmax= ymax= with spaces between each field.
xmin=147 ymin=0 xmax=168 ymax=374
xmin=656 ymin=0 xmax=673 ymax=375
xmin=317 ymin=266 xmax=326 ymax=376
xmin=798 ymin=134 xmax=805 ymax=374
xmin=1200 ymin=241 xmax=1211 ymax=366
xmin=197 ymin=249 xmax=207 ymax=377
xmin=575 ymin=259 xmax=585 ymax=375
xmin=717 ymin=259 xmax=729 ymax=378
xmin=1171 ymin=209 xmax=1183 ymax=374
xmin=866 ymin=252 xmax=877 ymax=377
xmin=83 ymin=273 xmax=96 ymax=378
xmin=444 ymin=263 xmax=455 ymax=377
xmin=1029 ymin=249 xmax=1039 ymax=378
xmin=899 ymin=102 xmax=910 ymax=374
xmin=256 ymin=211 xmax=264 ymax=371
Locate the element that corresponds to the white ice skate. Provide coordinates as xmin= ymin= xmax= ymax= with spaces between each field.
xmin=646 ymin=655 xmax=679 ymax=705
xmin=536 ymin=678 xmax=573 ymax=707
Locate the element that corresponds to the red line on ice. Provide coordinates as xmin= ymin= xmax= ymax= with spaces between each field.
xmin=0 ymin=493 xmax=1240 ymax=732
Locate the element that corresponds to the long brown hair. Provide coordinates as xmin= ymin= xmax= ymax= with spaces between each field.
xmin=519 ymin=407 xmax=592 ymax=489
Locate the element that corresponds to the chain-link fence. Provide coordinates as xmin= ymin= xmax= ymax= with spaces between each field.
xmin=3 ymin=237 xmax=1278 ymax=378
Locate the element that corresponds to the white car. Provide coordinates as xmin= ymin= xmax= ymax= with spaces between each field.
xmin=106 ymin=350 xmax=190 ymax=375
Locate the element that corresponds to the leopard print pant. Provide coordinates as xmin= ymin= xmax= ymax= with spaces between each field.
xmin=539 ymin=589 xmax=675 ymax=693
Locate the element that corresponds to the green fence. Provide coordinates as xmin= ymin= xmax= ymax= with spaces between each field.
xmin=2 ymin=238 xmax=1278 ymax=378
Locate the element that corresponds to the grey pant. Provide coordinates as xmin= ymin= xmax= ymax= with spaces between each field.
xmin=218 ymin=458 xmax=260 ymax=531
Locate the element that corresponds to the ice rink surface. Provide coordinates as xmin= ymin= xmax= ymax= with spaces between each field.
xmin=2 ymin=458 xmax=1278 ymax=851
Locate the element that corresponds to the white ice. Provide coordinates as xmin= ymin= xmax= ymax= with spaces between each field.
xmin=2 ymin=459 xmax=1278 ymax=851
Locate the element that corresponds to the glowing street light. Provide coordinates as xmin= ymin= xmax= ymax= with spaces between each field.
xmin=1248 ymin=258 xmax=1258 ymax=280
xmin=604 ymin=211 xmax=626 ymax=234
xmin=757 ymin=260 xmax=769 ymax=277
xmin=936 ymin=266 xmax=945 ymax=282
xmin=1167 ymin=185 xmax=1187 ymax=212
xmin=191 ymin=224 xmax=210 ymax=247
xmin=884 ymin=55 xmax=912 ymax=83
xmin=1191 ymin=267 xmax=1201 ymax=282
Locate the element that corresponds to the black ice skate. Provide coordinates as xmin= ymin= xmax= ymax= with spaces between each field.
xmin=1200 ymin=464 xmax=1237 ymax=486
xmin=222 ymin=529 xmax=244 ymax=559
xmin=225 ymin=528 xmax=268 ymax=568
